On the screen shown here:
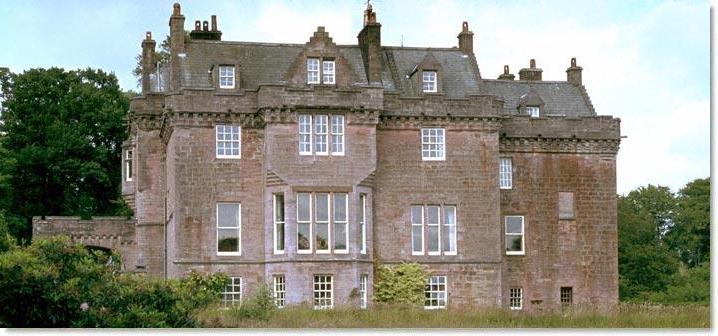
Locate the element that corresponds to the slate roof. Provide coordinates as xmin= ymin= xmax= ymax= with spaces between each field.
xmin=178 ymin=40 xmax=595 ymax=117
xmin=481 ymin=80 xmax=596 ymax=116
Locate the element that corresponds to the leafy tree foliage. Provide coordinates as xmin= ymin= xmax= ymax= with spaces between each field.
xmin=374 ymin=262 xmax=427 ymax=306
xmin=623 ymin=185 xmax=676 ymax=239
xmin=0 ymin=68 xmax=128 ymax=239
xmin=0 ymin=236 xmax=227 ymax=327
xmin=666 ymin=178 xmax=710 ymax=267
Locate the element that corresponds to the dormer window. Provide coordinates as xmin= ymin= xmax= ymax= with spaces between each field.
xmin=527 ymin=106 xmax=540 ymax=118
xmin=422 ymin=71 xmax=437 ymax=93
xmin=219 ymin=65 xmax=235 ymax=89
xmin=307 ymin=58 xmax=335 ymax=85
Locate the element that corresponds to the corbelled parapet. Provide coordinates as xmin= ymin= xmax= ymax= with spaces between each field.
xmin=383 ymin=93 xmax=504 ymax=117
xmin=499 ymin=116 xmax=621 ymax=154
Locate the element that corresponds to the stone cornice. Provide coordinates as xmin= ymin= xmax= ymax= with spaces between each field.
xmin=260 ymin=105 xmax=381 ymax=125
xmin=378 ymin=115 xmax=503 ymax=131
xmin=159 ymin=110 xmax=265 ymax=143
xmin=500 ymin=136 xmax=620 ymax=154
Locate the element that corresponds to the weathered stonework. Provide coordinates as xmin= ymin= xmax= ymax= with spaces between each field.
xmin=33 ymin=3 xmax=620 ymax=312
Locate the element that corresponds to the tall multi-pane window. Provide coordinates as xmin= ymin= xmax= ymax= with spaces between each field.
xmin=273 ymin=275 xmax=286 ymax=308
xmin=411 ymin=206 xmax=424 ymax=255
xmin=298 ymin=115 xmax=344 ymax=156
xmin=333 ymin=193 xmax=348 ymax=252
xmin=412 ymin=205 xmax=457 ymax=256
xmin=315 ymin=193 xmax=330 ymax=253
xmin=322 ymin=60 xmax=335 ymax=84
xmin=527 ymin=106 xmax=540 ymax=118
xmin=560 ymin=287 xmax=573 ymax=306
xmin=314 ymin=115 xmax=328 ymax=155
xmin=442 ymin=206 xmax=457 ymax=255
xmin=331 ymin=115 xmax=345 ymax=155
xmin=505 ymin=216 xmax=525 ymax=255
xmin=299 ymin=115 xmax=312 ymax=155
xmin=273 ymin=194 xmax=285 ymax=254
xmin=307 ymin=58 xmax=320 ymax=84
xmin=313 ymin=275 xmax=333 ymax=309
xmin=509 ymin=287 xmax=523 ymax=310
xmin=359 ymin=274 xmax=368 ymax=309
xmin=422 ymin=70 xmax=437 ymax=92
xmin=125 ymin=150 xmax=133 ymax=182
xmin=499 ymin=158 xmax=513 ymax=189
xmin=216 ymin=125 xmax=241 ymax=159
xmin=217 ymin=203 xmax=241 ymax=255
xmin=297 ymin=192 xmax=348 ymax=254
xmin=421 ymin=128 xmax=445 ymax=161
xmin=219 ymin=65 xmax=235 ymax=89
xmin=359 ymin=194 xmax=367 ymax=254
xmin=425 ymin=276 xmax=447 ymax=309
xmin=222 ymin=277 xmax=242 ymax=307
xmin=297 ymin=193 xmax=312 ymax=253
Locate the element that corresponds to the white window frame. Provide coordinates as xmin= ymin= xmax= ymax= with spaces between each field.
xmin=215 ymin=125 xmax=241 ymax=159
xmin=216 ymin=203 xmax=241 ymax=256
xmin=527 ymin=106 xmax=540 ymax=118
xmin=314 ymin=115 xmax=329 ymax=155
xmin=422 ymin=70 xmax=437 ymax=93
xmin=505 ymin=215 xmax=525 ymax=256
xmin=273 ymin=194 xmax=285 ymax=254
xmin=421 ymin=128 xmax=445 ymax=161
xmin=499 ymin=157 xmax=513 ymax=189
xmin=315 ymin=193 xmax=331 ymax=254
xmin=424 ymin=275 xmax=447 ymax=309
xmin=443 ymin=206 xmax=457 ymax=255
xmin=125 ymin=149 xmax=133 ymax=182
xmin=359 ymin=274 xmax=368 ymax=309
xmin=411 ymin=206 xmax=425 ymax=256
xmin=307 ymin=58 xmax=320 ymax=84
xmin=273 ymin=275 xmax=286 ymax=308
xmin=359 ymin=194 xmax=367 ymax=255
xmin=299 ymin=115 xmax=313 ymax=155
xmin=426 ymin=205 xmax=441 ymax=256
xmin=297 ymin=193 xmax=313 ymax=254
xmin=322 ymin=60 xmax=335 ymax=84
xmin=333 ymin=193 xmax=349 ymax=254
xmin=219 ymin=65 xmax=235 ymax=89
xmin=509 ymin=287 xmax=523 ymax=310
xmin=331 ymin=115 xmax=345 ymax=155
xmin=313 ymin=275 xmax=333 ymax=309
xmin=222 ymin=277 xmax=242 ymax=307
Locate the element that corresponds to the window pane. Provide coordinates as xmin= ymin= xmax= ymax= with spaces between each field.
xmin=218 ymin=204 xmax=239 ymax=228
xmin=298 ymin=223 xmax=311 ymax=250
xmin=506 ymin=235 xmax=522 ymax=252
xmin=274 ymin=194 xmax=285 ymax=222
xmin=444 ymin=206 xmax=455 ymax=224
xmin=427 ymin=206 xmax=440 ymax=224
xmin=412 ymin=225 xmax=423 ymax=252
xmin=218 ymin=228 xmax=239 ymax=252
xmin=411 ymin=206 xmax=423 ymax=224
xmin=506 ymin=217 xmax=523 ymax=233
xmin=334 ymin=222 xmax=347 ymax=250
xmin=315 ymin=193 xmax=329 ymax=222
xmin=298 ymin=193 xmax=310 ymax=221
xmin=333 ymin=193 xmax=347 ymax=221
xmin=276 ymin=222 xmax=284 ymax=251
xmin=316 ymin=222 xmax=329 ymax=251
xmin=428 ymin=225 xmax=439 ymax=252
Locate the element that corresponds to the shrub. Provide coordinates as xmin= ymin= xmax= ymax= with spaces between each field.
xmin=227 ymin=282 xmax=276 ymax=320
xmin=647 ymin=262 xmax=710 ymax=305
xmin=374 ymin=262 xmax=427 ymax=306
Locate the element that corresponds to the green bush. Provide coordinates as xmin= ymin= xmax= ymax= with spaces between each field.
xmin=227 ymin=282 xmax=276 ymax=320
xmin=374 ymin=262 xmax=427 ymax=306
xmin=647 ymin=262 xmax=710 ymax=305
xmin=0 ymin=235 xmax=227 ymax=327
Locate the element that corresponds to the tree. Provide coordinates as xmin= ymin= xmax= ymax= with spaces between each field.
xmin=623 ymin=185 xmax=677 ymax=240
xmin=666 ymin=178 xmax=710 ymax=267
xmin=617 ymin=195 xmax=679 ymax=300
xmin=0 ymin=68 xmax=128 ymax=239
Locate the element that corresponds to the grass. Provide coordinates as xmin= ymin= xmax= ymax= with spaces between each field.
xmin=196 ymin=302 xmax=710 ymax=328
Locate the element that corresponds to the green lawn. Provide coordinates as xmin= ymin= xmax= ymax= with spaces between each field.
xmin=196 ymin=303 xmax=709 ymax=328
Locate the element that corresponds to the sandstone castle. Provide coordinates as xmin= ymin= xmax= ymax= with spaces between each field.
xmin=34 ymin=3 xmax=621 ymax=311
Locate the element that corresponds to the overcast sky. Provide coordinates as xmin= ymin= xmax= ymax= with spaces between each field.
xmin=0 ymin=0 xmax=709 ymax=194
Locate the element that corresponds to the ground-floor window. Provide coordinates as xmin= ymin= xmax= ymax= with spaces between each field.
xmin=359 ymin=274 xmax=368 ymax=309
xmin=273 ymin=275 xmax=286 ymax=308
xmin=424 ymin=275 xmax=447 ymax=309
xmin=222 ymin=277 xmax=242 ymax=307
xmin=560 ymin=287 xmax=573 ymax=306
xmin=509 ymin=287 xmax=523 ymax=310
xmin=313 ymin=275 xmax=333 ymax=309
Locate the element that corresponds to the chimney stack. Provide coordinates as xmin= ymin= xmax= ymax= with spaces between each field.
xmin=211 ymin=15 xmax=218 ymax=31
xmin=357 ymin=3 xmax=382 ymax=84
xmin=498 ymin=65 xmax=515 ymax=80
xmin=141 ymin=32 xmax=156 ymax=94
xmin=190 ymin=15 xmax=222 ymax=40
xmin=457 ymin=21 xmax=474 ymax=55
xmin=168 ymin=3 xmax=185 ymax=91
xmin=518 ymin=59 xmax=542 ymax=81
xmin=566 ymin=57 xmax=583 ymax=86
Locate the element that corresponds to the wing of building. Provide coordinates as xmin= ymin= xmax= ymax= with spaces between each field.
xmin=33 ymin=3 xmax=621 ymax=311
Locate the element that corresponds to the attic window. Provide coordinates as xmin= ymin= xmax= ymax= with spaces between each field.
xmin=422 ymin=71 xmax=437 ymax=93
xmin=307 ymin=58 xmax=320 ymax=84
xmin=527 ymin=106 xmax=540 ymax=118
xmin=219 ymin=65 xmax=235 ymax=89
xmin=307 ymin=58 xmax=335 ymax=85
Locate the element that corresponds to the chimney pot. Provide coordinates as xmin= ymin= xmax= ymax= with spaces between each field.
xmin=203 ymin=21 xmax=209 ymax=31
xmin=457 ymin=21 xmax=474 ymax=55
xmin=530 ymin=59 xmax=536 ymax=68
xmin=566 ymin=57 xmax=583 ymax=86
xmin=146 ymin=31 xmax=152 ymax=40
xmin=504 ymin=65 xmax=509 ymax=74
xmin=498 ymin=65 xmax=515 ymax=80
xmin=211 ymin=15 xmax=217 ymax=31
xmin=358 ymin=3 xmax=382 ymax=83
xmin=194 ymin=20 xmax=201 ymax=31
xmin=172 ymin=3 xmax=181 ymax=15
xmin=462 ymin=21 xmax=469 ymax=32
